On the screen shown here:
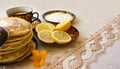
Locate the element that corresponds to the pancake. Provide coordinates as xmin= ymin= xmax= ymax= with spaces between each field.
xmin=0 ymin=17 xmax=32 ymax=36
xmin=0 ymin=38 xmax=30 ymax=55
xmin=0 ymin=40 xmax=36 ymax=64
xmin=6 ymin=30 xmax=32 ymax=43
xmin=0 ymin=17 xmax=34 ymax=64
xmin=2 ymin=31 xmax=33 ymax=48
xmin=0 ymin=45 xmax=28 ymax=63
xmin=0 ymin=31 xmax=33 ymax=51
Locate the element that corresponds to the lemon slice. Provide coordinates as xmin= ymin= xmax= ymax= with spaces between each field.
xmin=55 ymin=20 xmax=71 ymax=31
xmin=35 ymin=23 xmax=55 ymax=32
xmin=52 ymin=30 xmax=72 ymax=44
xmin=46 ymin=23 xmax=55 ymax=31
xmin=37 ymin=30 xmax=54 ymax=43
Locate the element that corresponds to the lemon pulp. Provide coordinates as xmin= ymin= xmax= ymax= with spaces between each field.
xmin=37 ymin=30 xmax=54 ymax=43
xmin=52 ymin=30 xmax=71 ymax=44
xmin=55 ymin=20 xmax=71 ymax=31
xmin=35 ymin=23 xmax=55 ymax=32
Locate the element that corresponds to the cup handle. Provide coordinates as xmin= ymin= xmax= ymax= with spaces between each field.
xmin=32 ymin=12 xmax=41 ymax=22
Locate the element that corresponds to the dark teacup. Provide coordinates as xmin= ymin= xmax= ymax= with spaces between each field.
xmin=6 ymin=6 xmax=39 ymax=22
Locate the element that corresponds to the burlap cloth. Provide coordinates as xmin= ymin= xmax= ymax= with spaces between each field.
xmin=0 ymin=15 xmax=120 ymax=69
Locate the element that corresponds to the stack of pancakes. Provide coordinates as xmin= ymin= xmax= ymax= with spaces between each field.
xmin=0 ymin=17 xmax=36 ymax=64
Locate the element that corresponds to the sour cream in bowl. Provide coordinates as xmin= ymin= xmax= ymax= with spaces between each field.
xmin=42 ymin=10 xmax=76 ymax=24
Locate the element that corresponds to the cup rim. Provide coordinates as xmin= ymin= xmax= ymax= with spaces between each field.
xmin=6 ymin=6 xmax=33 ymax=15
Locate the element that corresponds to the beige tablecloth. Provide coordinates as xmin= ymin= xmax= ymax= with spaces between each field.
xmin=0 ymin=0 xmax=120 ymax=69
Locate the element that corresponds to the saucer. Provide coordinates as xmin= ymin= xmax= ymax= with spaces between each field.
xmin=34 ymin=26 xmax=79 ymax=45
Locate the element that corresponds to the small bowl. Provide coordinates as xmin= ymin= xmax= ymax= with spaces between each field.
xmin=42 ymin=10 xmax=76 ymax=24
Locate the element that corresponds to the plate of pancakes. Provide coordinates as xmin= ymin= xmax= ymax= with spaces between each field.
xmin=0 ymin=17 xmax=38 ymax=64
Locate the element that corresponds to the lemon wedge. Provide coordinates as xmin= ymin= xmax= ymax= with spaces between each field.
xmin=37 ymin=30 xmax=54 ymax=43
xmin=52 ymin=30 xmax=72 ymax=44
xmin=35 ymin=23 xmax=55 ymax=32
xmin=55 ymin=20 xmax=71 ymax=31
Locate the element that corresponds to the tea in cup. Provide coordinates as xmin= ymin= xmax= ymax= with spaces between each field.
xmin=6 ymin=6 xmax=39 ymax=22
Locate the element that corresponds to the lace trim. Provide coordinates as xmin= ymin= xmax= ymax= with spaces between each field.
xmin=41 ymin=15 xmax=120 ymax=69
